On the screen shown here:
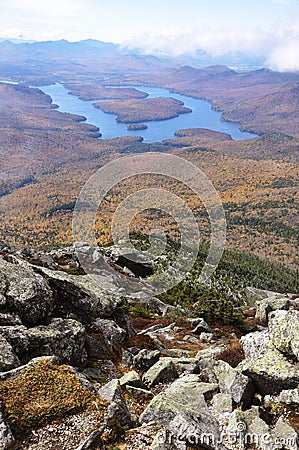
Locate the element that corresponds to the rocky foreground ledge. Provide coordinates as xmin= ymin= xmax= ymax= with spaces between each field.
xmin=0 ymin=243 xmax=298 ymax=449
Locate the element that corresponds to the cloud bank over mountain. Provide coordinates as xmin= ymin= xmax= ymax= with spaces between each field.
xmin=123 ymin=21 xmax=299 ymax=72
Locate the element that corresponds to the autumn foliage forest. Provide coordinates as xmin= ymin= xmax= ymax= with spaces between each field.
xmin=0 ymin=54 xmax=298 ymax=274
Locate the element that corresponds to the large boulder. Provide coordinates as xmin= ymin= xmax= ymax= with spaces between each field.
xmin=270 ymin=416 xmax=297 ymax=450
xmin=211 ymin=393 xmax=233 ymax=413
xmin=255 ymin=297 xmax=290 ymax=325
xmin=227 ymin=407 xmax=269 ymax=450
xmin=36 ymin=266 xmax=124 ymax=324
xmin=264 ymin=388 xmax=299 ymax=406
xmin=90 ymin=319 xmax=126 ymax=346
xmin=268 ymin=309 xmax=299 ymax=359
xmin=243 ymin=287 xmax=288 ymax=308
xmin=240 ymin=342 xmax=299 ymax=394
xmin=0 ymin=318 xmax=87 ymax=367
xmin=143 ymin=358 xmax=179 ymax=387
xmin=240 ymin=330 xmax=270 ymax=359
xmin=98 ymin=379 xmax=132 ymax=429
xmin=191 ymin=318 xmax=211 ymax=334
xmin=194 ymin=346 xmax=224 ymax=383
xmin=0 ymin=257 xmax=53 ymax=326
xmin=134 ymin=349 xmax=160 ymax=372
xmin=140 ymin=376 xmax=223 ymax=449
xmin=240 ymin=310 xmax=299 ymax=394
xmin=214 ymin=360 xmax=254 ymax=409
xmin=119 ymin=370 xmax=144 ymax=389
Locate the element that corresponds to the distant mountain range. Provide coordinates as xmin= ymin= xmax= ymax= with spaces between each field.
xmin=0 ymin=38 xmax=265 ymax=75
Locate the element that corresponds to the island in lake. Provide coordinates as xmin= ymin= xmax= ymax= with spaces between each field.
xmin=127 ymin=123 xmax=148 ymax=130
xmin=65 ymin=83 xmax=148 ymax=101
xmin=93 ymin=97 xmax=192 ymax=123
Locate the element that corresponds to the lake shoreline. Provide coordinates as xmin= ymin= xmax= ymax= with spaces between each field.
xmin=35 ymin=83 xmax=258 ymax=142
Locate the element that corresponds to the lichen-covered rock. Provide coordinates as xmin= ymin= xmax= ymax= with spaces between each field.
xmin=277 ymin=388 xmax=299 ymax=406
xmin=143 ymin=358 xmax=179 ymax=387
xmin=91 ymin=319 xmax=126 ymax=345
xmin=85 ymin=334 xmax=110 ymax=359
xmin=191 ymin=318 xmax=211 ymax=334
xmin=121 ymin=349 xmax=134 ymax=368
xmin=0 ymin=318 xmax=87 ymax=367
xmin=0 ymin=335 xmax=20 ymax=372
xmin=214 ymin=360 xmax=254 ymax=409
xmin=240 ymin=342 xmax=299 ymax=394
xmin=270 ymin=416 xmax=297 ymax=450
xmin=0 ymin=257 xmax=53 ymax=326
xmin=119 ymin=370 xmax=143 ymax=388
xmin=255 ymin=296 xmax=290 ymax=325
xmin=159 ymin=356 xmax=198 ymax=375
xmin=194 ymin=346 xmax=224 ymax=383
xmin=36 ymin=266 xmax=124 ymax=323
xmin=167 ymin=348 xmax=193 ymax=358
xmin=0 ymin=402 xmax=15 ymax=450
xmin=98 ymin=379 xmax=132 ymax=429
xmin=98 ymin=378 xmax=122 ymax=403
xmin=140 ymin=378 xmax=206 ymax=424
xmin=243 ymin=286 xmax=287 ymax=308
xmin=138 ymin=323 xmax=166 ymax=335
xmin=140 ymin=376 xmax=223 ymax=449
xmin=134 ymin=349 xmax=160 ymax=371
xmin=265 ymin=388 xmax=299 ymax=406
xmin=240 ymin=330 xmax=270 ymax=359
xmin=227 ymin=407 xmax=269 ymax=449
xmin=182 ymin=335 xmax=198 ymax=344
xmin=269 ymin=309 xmax=299 ymax=360
xmin=199 ymin=332 xmax=214 ymax=343
xmin=195 ymin=347 xmax=224 ymax=360
xmin=211 ymin=393 xmax=233 ymax=413
xmin=175 ymin=375 xmax=218 ymax=400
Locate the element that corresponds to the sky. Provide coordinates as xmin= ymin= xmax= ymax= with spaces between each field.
xmin=0 ymin=0 xmax=298 ymax=71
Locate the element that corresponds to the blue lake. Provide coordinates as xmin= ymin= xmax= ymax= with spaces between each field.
xmin=37 ymin=83 xmax=257 ymax=143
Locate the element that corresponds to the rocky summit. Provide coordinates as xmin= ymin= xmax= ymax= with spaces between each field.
xmin=0 ymin=243 xmax=298 ymax=449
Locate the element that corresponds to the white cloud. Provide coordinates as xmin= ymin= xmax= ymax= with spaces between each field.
xmin=123 ymin=18 xmax=299 ymax=72
xmin=265 ymin=18 xmax=299 ymax=71
xmin=266 ymin=39 xmax=299 ymax=71
xmin=123 ymin=29 xmax=277 ymax=58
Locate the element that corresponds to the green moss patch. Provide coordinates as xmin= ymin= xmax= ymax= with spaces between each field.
xmin=0 ymin=359 xmax=106 ymax=434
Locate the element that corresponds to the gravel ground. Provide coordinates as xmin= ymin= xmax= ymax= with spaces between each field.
xmin=14 ymin=412 xmax=101 ymax=450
